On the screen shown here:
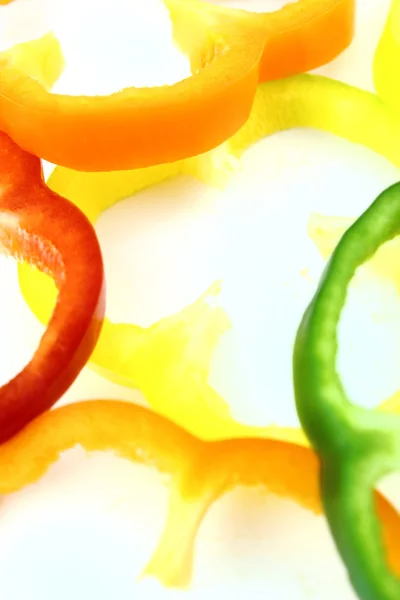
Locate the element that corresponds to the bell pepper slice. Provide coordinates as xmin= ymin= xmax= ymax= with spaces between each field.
xmin=374 ymin=0 xmax=400 ymax=112
xmin=166 ymin=0 xmax=355 ymax=82
xmin=1 ymin=398 xmax=399 ymax=588
xmin=293 ymin=182 xmax=400 ymax=600
xmin=0 ymin=32 xmax=65 ymax=91
xmin=19 ymin=269 xmax=307 ymax=443
xmin=0 ymin=130 xmax=105 ymax=443
xmin=19 ymin=70 xmax=400 ymax=442
xmin=0 ymin=0 xmax=354 ymax=171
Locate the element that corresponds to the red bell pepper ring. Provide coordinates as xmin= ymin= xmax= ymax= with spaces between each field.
xmin=0 ymin=131 xmax=105 ymax=442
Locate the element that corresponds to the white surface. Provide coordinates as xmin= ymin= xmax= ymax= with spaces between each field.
xmin=0 ymin=0 xmax=398 ymax=598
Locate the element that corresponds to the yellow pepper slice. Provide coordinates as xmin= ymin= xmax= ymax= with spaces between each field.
xmin=374 ymin=0 xmax=400 ymax=111
xmin=308 ymin=212 xmax=400 ymax=292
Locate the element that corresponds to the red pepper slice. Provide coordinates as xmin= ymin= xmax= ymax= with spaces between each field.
xmin=0 ymin=131 xmax=105 ymax=442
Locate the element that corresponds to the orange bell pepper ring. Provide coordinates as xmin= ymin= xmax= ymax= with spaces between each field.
xmin=0 ymin=0 xmax=355 ymax=171
xmin=1 ymin=399 xmax=399 ymax=588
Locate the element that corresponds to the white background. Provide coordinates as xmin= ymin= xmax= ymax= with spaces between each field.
xmin=0 ymin=0 xmax=398 ymax=598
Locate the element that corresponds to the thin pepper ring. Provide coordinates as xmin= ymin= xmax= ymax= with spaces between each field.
xmin=294 ymin=182 xmax=400 ymax=600
xmin=0 ymin=0 xmax=354 ymax=171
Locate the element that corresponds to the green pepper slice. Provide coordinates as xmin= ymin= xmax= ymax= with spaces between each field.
xmin=294 ymin=182 xmax=400 ymax=600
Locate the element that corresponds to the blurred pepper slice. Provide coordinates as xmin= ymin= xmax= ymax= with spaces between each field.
xmin=294 ymin=182 xmax=400 ymax=600
xmin=374 ymin=0 xmax=400 ymax=111
xmin=308 ymin=211 xmax=400 ymax=292
xmin=169 ymin=0 xmax=355 ymax=81
xmin=0 ymin=0 xmax=354 ymax=171
xmin=1 ymin=398 xmax=399 ymax=588
xmin=0 ymin=130 xmax=105 ymax=443
xmin=20 ymin=270 xmax=307 ymax=443
xmin=0 ymin=32 xmax=65 ymax=90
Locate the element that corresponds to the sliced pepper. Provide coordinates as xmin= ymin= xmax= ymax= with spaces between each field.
xmin=0 ymin=32 xmax=65 ymax=91
xmin=374 ymin=0 xmax=400 ymax=112
xmin=293 ymin=182 xmax=400 ymax=600
xmin=0 ymin=0 xmax=354 ymax=171
xmin=19 ymin=71 xmax=400 ymax=441
xmin=1 ymin=398 xmax=400 ymax=588
xmin=166 ymin=0 xmax=355 ymax=82
xmin=0 ymin=130 xmax=105 ymax=443
xmin=19 ymin=270 xmax=307 ymax=443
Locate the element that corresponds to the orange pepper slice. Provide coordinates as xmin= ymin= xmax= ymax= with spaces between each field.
xmin=0 ymin=399 xmax=398 ymax=587
xmin=0 ymin=0 xmax=354 ymax=171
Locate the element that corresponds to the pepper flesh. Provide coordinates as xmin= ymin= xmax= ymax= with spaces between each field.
xmin=0 ymin=130 xmax=105 ymax=443
xmin=0 ymin=0 xmax=354 ymax=171
xmin=1 ymin=398 xmax=400 ymax=588
xmin=294 ymin=182 xmax=400 ymax=600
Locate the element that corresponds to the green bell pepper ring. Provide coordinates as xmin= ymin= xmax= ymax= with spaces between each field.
xmin=294 ymin=182 xmax=400 ymax=600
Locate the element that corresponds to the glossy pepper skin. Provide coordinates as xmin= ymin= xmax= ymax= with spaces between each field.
xmin=0 ymin=131 xmax=105 ymax=442
xmin=294 ymin=182 xmax=400 ymax=600
xmin=1 ymin=398 xmax=400 ymax=589
xmin=0 ymin=0 xmax=354 ymax=171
